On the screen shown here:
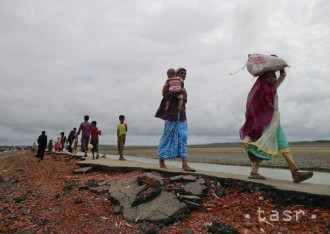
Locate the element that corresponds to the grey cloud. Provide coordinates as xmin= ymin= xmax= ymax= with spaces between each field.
xmin=0 ymin=0 xmax=329 ymax=145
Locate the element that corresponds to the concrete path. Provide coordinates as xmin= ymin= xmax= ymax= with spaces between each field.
xmin=69 ymin=154 xmax=330 ymax=197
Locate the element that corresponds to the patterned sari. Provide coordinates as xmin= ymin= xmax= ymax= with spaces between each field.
xmin=245 ymin=94 xmax=290 ymax=160
xmin=157 ymin=113 xmax=187 ymax=159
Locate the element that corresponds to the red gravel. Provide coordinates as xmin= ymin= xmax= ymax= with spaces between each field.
xmin=0 ymin=152 xmax=329 ymax=233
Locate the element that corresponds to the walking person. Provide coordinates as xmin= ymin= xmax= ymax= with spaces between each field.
xmin=240 ymin=69 xmax=313 ymax=183
xmin=67 ymin=128 xmax=77 ymax=153
xmin=71 ymin=132 xmax=78 ymax=155
xmin=90 ymin=121 xmax=101 ymax=160
xmin=47 ymin=139 xmax=53 ymax=152
xmin=60 ymin=132 xmax=66 ymax=151
xmin=117 ymin=115 xmax=127 ymax=161
xmin=54 ymin=137 xmax=62 ymax=151
xmin=155 ymin=67 xmax=195 ymax=172
xmin=77 ymin=115 xmax=91 ymax=157
xmin=37 ymin=131 xmax=47 ymax=162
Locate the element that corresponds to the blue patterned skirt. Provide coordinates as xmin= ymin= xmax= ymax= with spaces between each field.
xmin=157 ymin=119 xmax=187 ymax=159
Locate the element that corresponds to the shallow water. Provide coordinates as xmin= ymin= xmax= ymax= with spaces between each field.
xmin=104 ymin=154 xmax=330 ymax=185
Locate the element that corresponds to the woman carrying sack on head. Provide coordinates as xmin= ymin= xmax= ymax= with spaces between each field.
xmin=240 ymin=68 xmax=313 ymax=183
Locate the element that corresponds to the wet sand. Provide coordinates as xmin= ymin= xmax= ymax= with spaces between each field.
xmin=99 ymin=141 xmax=330 ymax=172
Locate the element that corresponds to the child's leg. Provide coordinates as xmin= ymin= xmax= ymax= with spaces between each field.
xmin=118 ymin=135 xmax=124 ymax=160
xmin=120 ymin=136 xmax=126 ymax=160
xmin=119 ymin=135 xmax=126 ymax=160
xmin=117 ymin=138 xmax=121 ymax=156
xmin=164 ymin=100 xmax=170 ymax=111
xmin=96 ymin=141 xmax=99 ymax=159
xmin=178 ymin=99 xmax=183 ymax=111
xmin=91 ymin=141 xmax=95 ymax=159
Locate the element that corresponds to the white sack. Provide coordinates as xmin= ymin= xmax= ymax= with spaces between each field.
xmin=246 ymin=54 xmax=289 ymax=77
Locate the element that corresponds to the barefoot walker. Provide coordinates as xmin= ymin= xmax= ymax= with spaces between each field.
xmin=240 ymin=65 xmax=313 ymax=183
xmin=155 ymin=67 xmax=195 ymax=172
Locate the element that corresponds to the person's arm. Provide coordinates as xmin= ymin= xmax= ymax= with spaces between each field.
xmin=117 ymin=128 xmax=119 ymax=142
xmin=276 ymin=69 xmax=286 ymax=89
xmin=242 ymin=136 xmax=251 ymax=148
xmin=125 ymin=124 xmax=128 ymax=133
xmin=162 ymin=81 xmax=186 ymax=99
xmin=77 ymin=124 xmax=82 ymax=135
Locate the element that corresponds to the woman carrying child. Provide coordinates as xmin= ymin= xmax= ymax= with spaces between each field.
xmin=155 ymin=67 xmax=195 ymax=172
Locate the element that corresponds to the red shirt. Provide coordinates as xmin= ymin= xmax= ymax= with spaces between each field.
xmin=90 ymin=126 xmax=99 ymax=141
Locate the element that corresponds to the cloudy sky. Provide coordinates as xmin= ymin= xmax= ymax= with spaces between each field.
xmin=1 ymin=0 xmax=329 ymax=146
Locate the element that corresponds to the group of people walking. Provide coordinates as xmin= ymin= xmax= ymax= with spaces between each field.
xmin=46 ymin=130 xmax=78 ymax=154
xmin=37 ymin=65 xmax=313 ymax=183
xmin=36 ymin=115 xmax=128 ymax=161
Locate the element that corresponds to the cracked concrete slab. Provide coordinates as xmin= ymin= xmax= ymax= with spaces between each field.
xmin=108 ymin=176 xmax=188 ymax=224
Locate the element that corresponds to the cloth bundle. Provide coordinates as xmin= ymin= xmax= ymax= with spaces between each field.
xmin=246 ymin=54 xmax=289 ymax=77
xmin=87 ymin=143 xmax=93 ymax=150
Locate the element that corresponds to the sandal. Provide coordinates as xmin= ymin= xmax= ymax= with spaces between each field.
xmin=293 ymin=171 xmax=313 ymax=183
xmin=249 ymin=173 xmax=266 ymax=180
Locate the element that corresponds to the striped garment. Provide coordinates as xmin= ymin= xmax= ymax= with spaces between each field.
xmin=167 ymin=77 xmax=184 ymax=99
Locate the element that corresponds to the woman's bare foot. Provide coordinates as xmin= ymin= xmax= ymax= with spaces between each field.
xmin=249 ymin=172 xmax=266 ymax=180
xmin=181 ymin=158 xmax=195 ymax=172
xmin=159 ymin=159 xmax=167 ymax=169
xmin=119 ymin=156 xmax=126 ymax=161
xmin=182 ymin=166 xmax=195 ymax=172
